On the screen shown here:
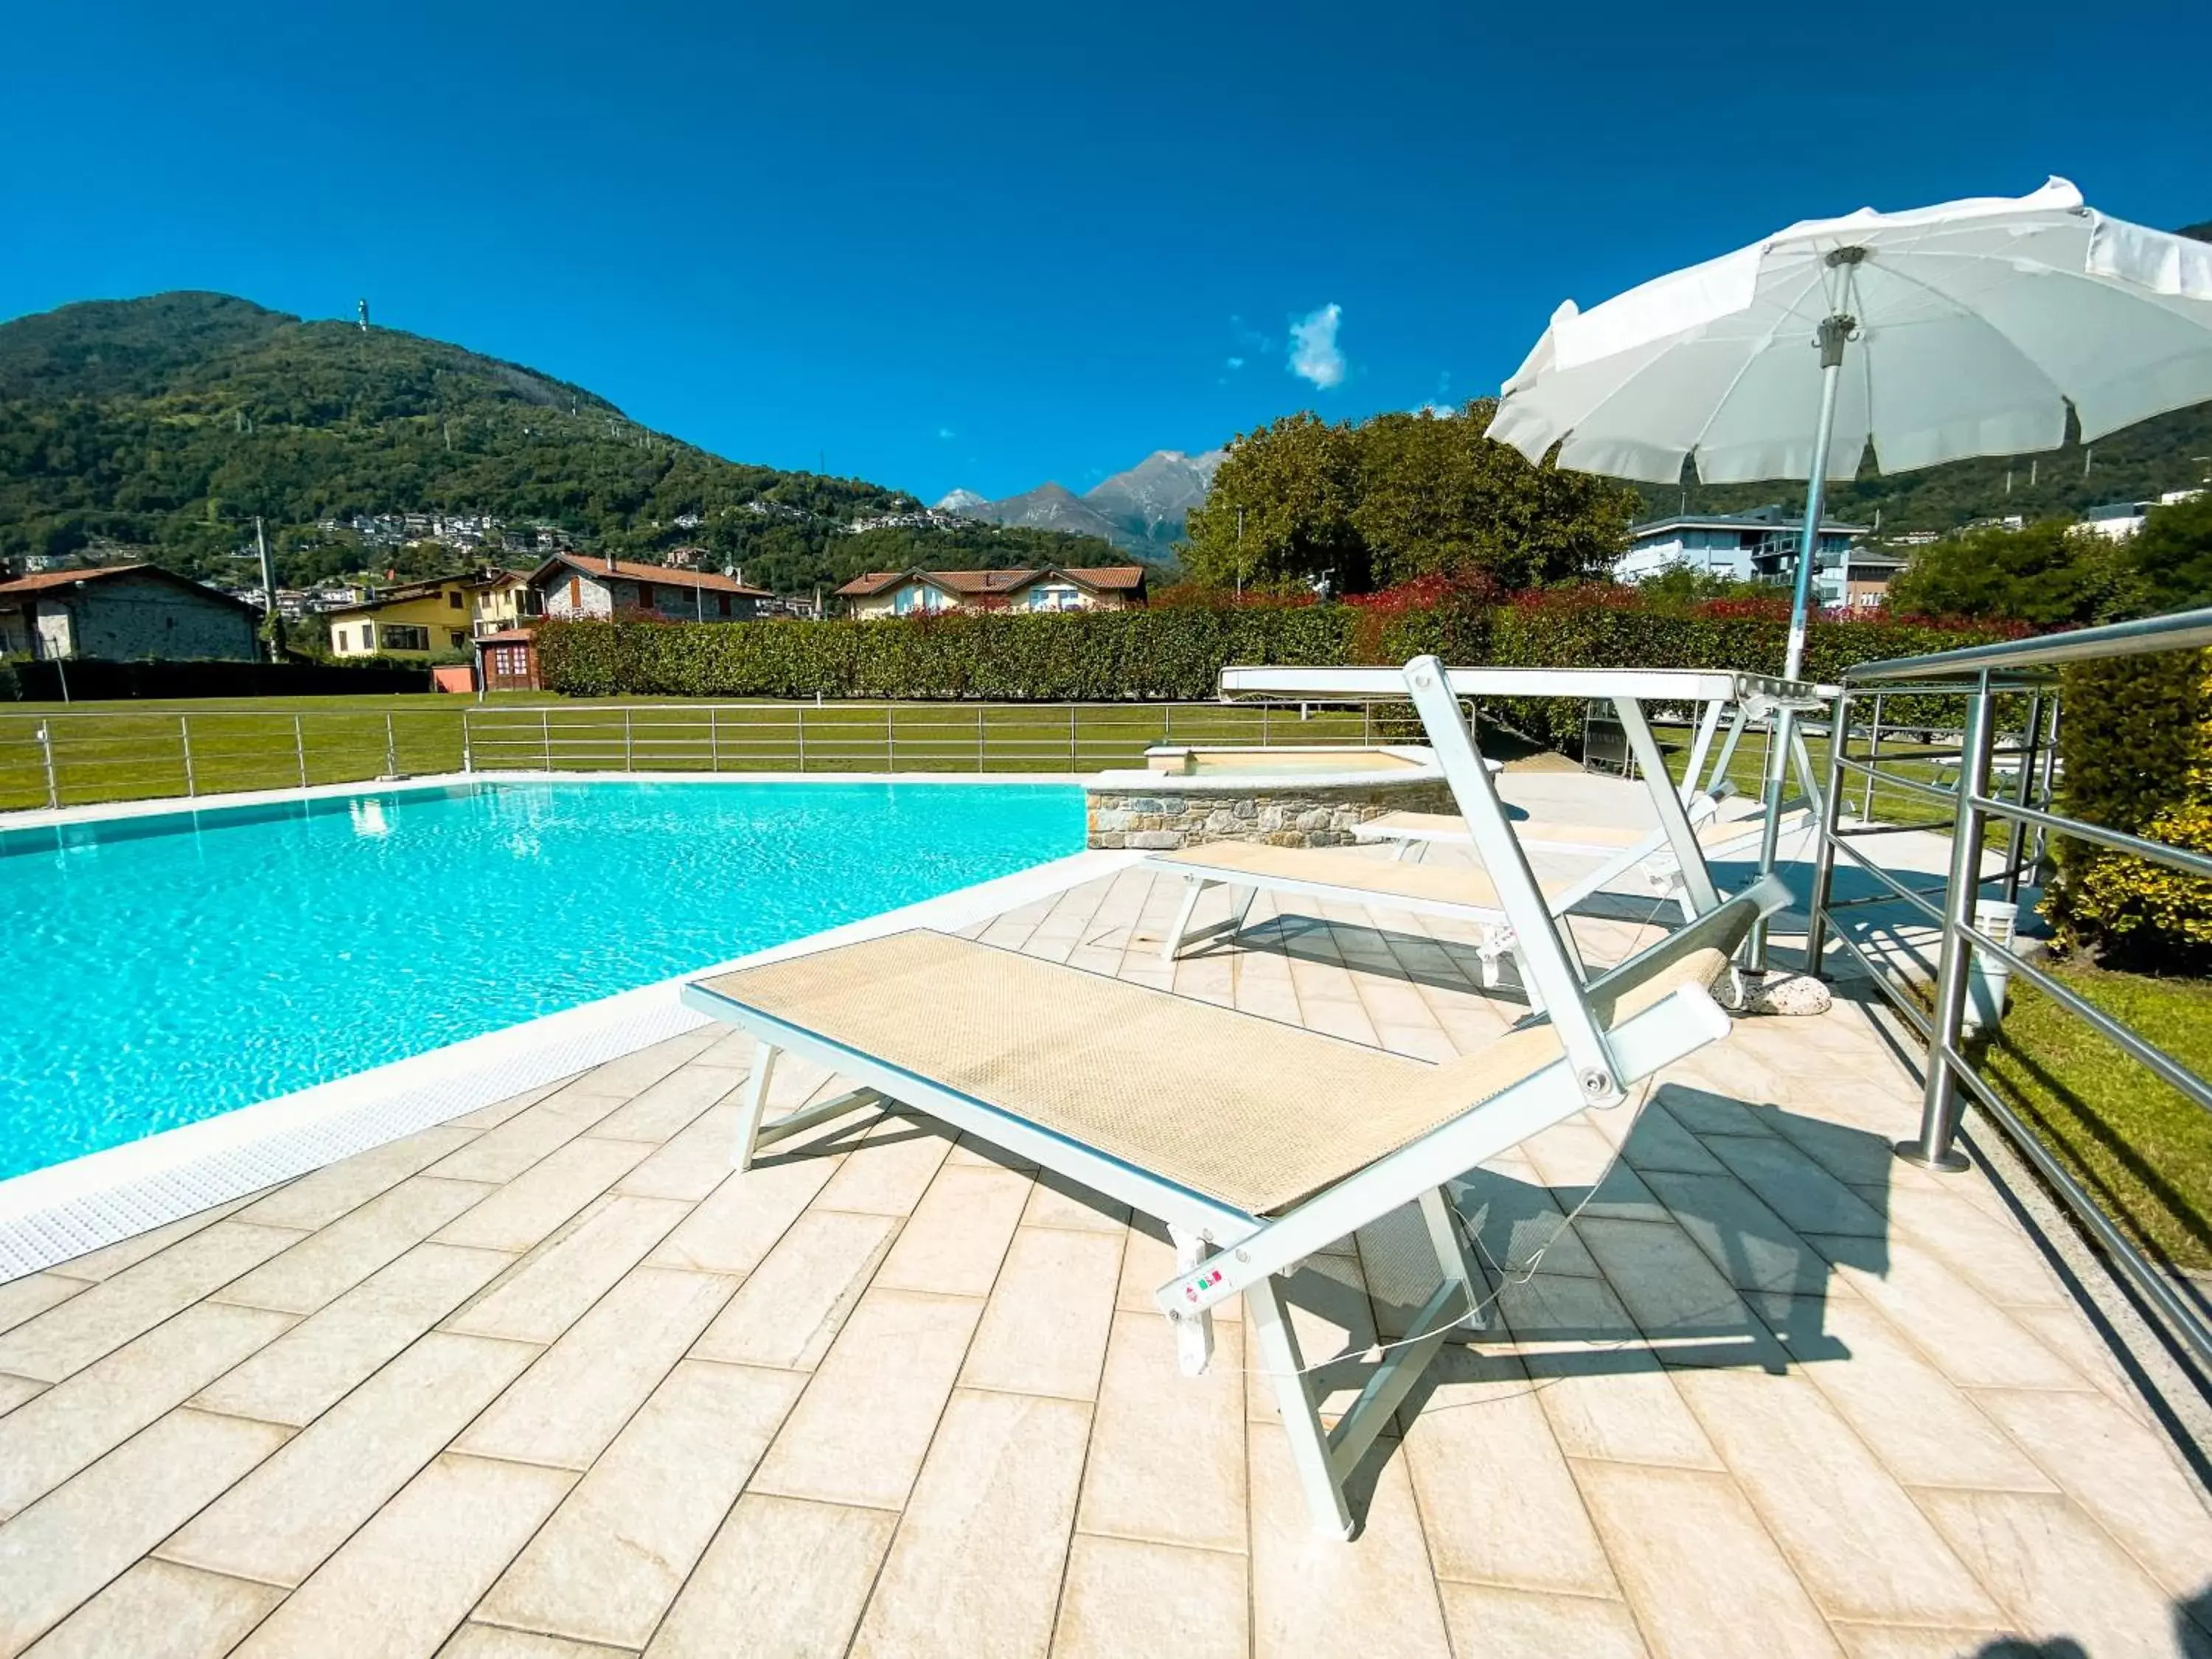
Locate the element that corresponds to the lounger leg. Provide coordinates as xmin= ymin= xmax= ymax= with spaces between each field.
xmin=1419 ymin=1186 xmax=1486 ymax=1333
xmin=1225 ymin=884 xmax=1258 ymax=936
xmin=1246 ymin=1273 xmax=1355 ymax=1538
xmin=731 ymin=1041 xmax=779 ymax=1172
xmin=1169 ymin=1225 xmax=1215 ymax=1377
xmin=1475 ymin=925 xmax=1508 ymax=990
xmin=1161 ymin=878 xmax=1211 ymax=963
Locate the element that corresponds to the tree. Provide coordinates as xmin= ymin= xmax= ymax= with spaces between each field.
xmin=1182 ymin=402 xmax=1636 ymax=596
xmin=2129 ymin=491 xmax=2212 ymax=616
xmin=1885 ymin=517 xmax=2134 ymax=627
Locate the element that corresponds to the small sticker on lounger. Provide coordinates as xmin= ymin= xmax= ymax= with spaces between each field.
xmin=1184 ymin=1268 xmax=1225 ymax=1302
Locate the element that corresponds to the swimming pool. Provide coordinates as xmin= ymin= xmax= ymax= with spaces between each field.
xmin=0 ymin=780 xmax=1083 ymax=1181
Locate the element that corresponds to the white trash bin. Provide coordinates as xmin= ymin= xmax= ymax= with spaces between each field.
xmin=1964 ymin=899 xmax=2020 ymax=1033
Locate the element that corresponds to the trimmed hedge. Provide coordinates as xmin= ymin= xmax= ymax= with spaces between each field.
xmin=2051 ymin=650 xmax=2212 ymax=970
xmin=535 ymin=594 xmax=1999 ymax=754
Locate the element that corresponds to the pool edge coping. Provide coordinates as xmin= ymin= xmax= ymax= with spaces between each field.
xmin=0 ymin=845 xmax=1139 ymax=1281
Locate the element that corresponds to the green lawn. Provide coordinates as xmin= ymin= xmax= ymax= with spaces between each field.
xmin=0 ymin=695 xmax=1388 ymax=811
xmin=1975 ymin=964 xmax=2212 ymax=1275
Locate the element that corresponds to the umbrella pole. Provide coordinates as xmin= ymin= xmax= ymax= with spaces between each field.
xmin=1747 ymin=313 xmax=1851 ymax=973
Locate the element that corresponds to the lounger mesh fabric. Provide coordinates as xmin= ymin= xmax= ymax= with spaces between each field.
xmin=695 ymin=929 xmax=1725 ymax=1217
xmin=1361 ymin=809 xmax=1776 ymax=850
xmin=1148 ymin=840 xmax=1570 ymax=909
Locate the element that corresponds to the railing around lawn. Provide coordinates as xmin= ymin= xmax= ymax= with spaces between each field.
xmin=0 ymin=698 xmax=1406 ymax=813
xmin=1805 ymin=605 xmax=2212 ymax=1386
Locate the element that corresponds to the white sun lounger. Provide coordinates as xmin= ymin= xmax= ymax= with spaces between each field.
xmin=681 ymin=655 xmax=1790 ymax=1537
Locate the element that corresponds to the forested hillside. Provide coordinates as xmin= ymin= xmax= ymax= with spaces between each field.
xmin=0 ymin=292 xmax=1127 ymax=589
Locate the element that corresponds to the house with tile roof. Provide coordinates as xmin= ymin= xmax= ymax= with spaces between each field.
xmin=835 ymin=565 xmax=1147 ymax=619
xmin=529 ymin=552 xmax=774 ymax=625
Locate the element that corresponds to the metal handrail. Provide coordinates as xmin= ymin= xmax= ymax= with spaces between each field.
xmin=1805 ymin=609 xmax=2212 ymax=1382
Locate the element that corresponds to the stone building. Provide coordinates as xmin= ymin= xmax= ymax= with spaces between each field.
xmin=0 ymin=564 xmax=261 ymax=661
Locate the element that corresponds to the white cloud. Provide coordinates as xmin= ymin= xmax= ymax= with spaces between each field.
xmin=1225 ymin=355 xmax=1245 ymax=370
xmin=936 ymin=427 xmax=956 ymax=439
xmin=1288 ymin=304 xmax=1346 ymax=389
xmin=1412 ymin=402 xmax=1458 ymax=417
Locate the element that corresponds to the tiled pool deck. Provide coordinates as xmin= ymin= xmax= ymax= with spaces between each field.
xmin=1 ymin=863 xmax=2209 ymax=1658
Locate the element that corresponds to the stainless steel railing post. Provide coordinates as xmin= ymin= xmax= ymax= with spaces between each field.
xmin=383 ymin=714 xmax=397 ymax=779
xmin=38 ymin=723 xmax=58 ymax=809
xmin=1068 ymin=705 xmax=1077 ymax=771
xmin=623 ymin=709 xmax=634 ymax=772
xmin=460 ymin=709 xmax=473 ymax=776
xmin=975 ymin=706 xmax=985 ymax=772
xmin=797 ymin=704 xmax=807 ymax=773
xmin=709 ymin=707 xmax=720 ymax=772
xmin=1863 ymin=692 xmax=1882 ymax=818
xmin=2003 ymin=693 xmax=2043 ymax=903
xmin=1897 ymin=674 xmax=1995 ymax=1173
xmin=181 ymin=716 xmax=196 ymax=798
xmin=1802 ymin=687 xmax=1851 ymax=975
xmin=540 ymin=708 xmax=552 ymax=772
xmin=294 ymin=715 xmax=309 ymax=787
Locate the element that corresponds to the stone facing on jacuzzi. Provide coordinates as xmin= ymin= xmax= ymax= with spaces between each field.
xmin=1085 ymin=779 xmax=1455 ymax=849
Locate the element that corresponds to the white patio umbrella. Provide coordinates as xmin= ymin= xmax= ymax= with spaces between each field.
xmin=1486 ymin=176 xmax=2212 ymax=976
xmin=1488 ymin=175 xmax=2212 ymax=680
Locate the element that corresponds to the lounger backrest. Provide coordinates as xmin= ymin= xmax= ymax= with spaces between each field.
xmin=1400 ymin=655 xmax=1625 ymax=1106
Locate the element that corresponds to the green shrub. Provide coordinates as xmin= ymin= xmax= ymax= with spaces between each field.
xmin=533 ymin=591 xmax=2002 ymax=758
xmin=2050 ymin=649 xmax=2212 ymax=970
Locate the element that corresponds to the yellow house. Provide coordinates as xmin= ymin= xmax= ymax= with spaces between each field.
xmin=327 ymin=569 xmax=535 ymax=659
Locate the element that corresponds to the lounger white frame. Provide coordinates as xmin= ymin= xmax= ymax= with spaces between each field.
xmin=681 ymin=655 xmax=1790 ymax=1537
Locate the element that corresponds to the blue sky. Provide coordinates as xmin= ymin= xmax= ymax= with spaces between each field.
xmin=3 ymin=0 xmax=2205 ymax=504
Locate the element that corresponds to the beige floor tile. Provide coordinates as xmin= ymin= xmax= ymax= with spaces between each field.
xmin=1869 ymin=1184 xmax=2072 ymax=1311
xmin=1523 ymin=1124 xmax=1671 ymax=1223
xmin=812 ymin=1111 xmax=956 ymax=1216
xmin=0 ymin=1300 xmax=293 ymax=1520
xmin=441 ymin=1077 xmax=570 ymax=1133
xmin=1246 ymin=1422 xmax=1452 ymax=1659
xmin=871 ymin=1164 xmax=1033 ymax=1297
xmin=646 ymin=1154 xmax=838 ymax=1277
xmin=1638 ymin=1169 xmax=1834 ymax=1296
xmin=434 ymin=1138 xmax=655 ymax=1254
xmin=0 ymin=1408 xmax=291 ymax=1657
xmin=642 ymin=1493 xmax=895 ymax=1659
xmin=1574 ymin=1217 xmax=1783 ymax=1368
xmin=750 ymin=1289 xmax=983 ymax=1510
xmin=1794 ymin=1293 xmax=2054 ymax=1494
xmin=1572 ymin=1460 xmax=1840 ymax=1659
xmin=477 ymin=1360 xmax=804 ymax=1649
xmin=457 ymin=1268 xmax=734 ymax=1472
xmin=585 ymin=1062 xmax=745 ymax=1144
xmin=23 ymin=1557 xmax=285 ymax=1659
xmin=40 ymin=1197 xmax=259 ymax=1284
xmin=1827 ymin=1623 xmax=2016 ymax=1659
xmin=961 ymin=1226 xmax=1122 ymax=1401
xmin=1436 ymin=1582 xmax=1648 ymax=1658
xmin=1245 ymin=1254 xmax=1379 ymax=1426
xmin=1700 ymin=1133 xmax=1888 ymax=1238
xmin=1404 ymin=1347 xmax=1618 ymax=1597
xmin=1647 ymin=1083 xmax=1775 ymax=1141
xmin=161 ymin=1329 xmax=539 ymax=1587
xmin=1913 ymin=1486 xmax=2205 ymax=1655
xmin=445 ymin=1195 xmax=689 ymax=1344
xmin=436 ymin=1625 xmax=627 ymax=1658
xmin=0 ymin=1275 xmax=83 ymax=1340
xmin=689 ymin=1211 xmax=897 ymax=1371
xmin=1050 ymin=1535 xmax=1248 ymax=1659
xmin=1078 ymin=1312 xmax=1247 ymax=1554
xmin=1970 ymin=1385 xmax=2212 ymax=1601
xmin=613 ymin=1102 xmax=740 ymax=1203
xmin=1812 ymin=1237 xmax=2084 ymax=1393
xmin=0 ymin=1377 xmax=42 ymax=1416
xmin=1495 ymin=1275 xmax=1722 ymax=1470
xmin=195 ymin=1243 xmax=514 ymax=1428
xmin=1672 ymin=1370 xmax=1997 ymax=1626
xmin=218 ymin=1177 xmax=493 ymax=1315
xmin=239 ymin=1127 xmax=478 ymax=1231
xmin=1021 ymin=1168 xmax=1130 ymax=1234
xmin=849 ymin=1388 xmax=1091 ymax=1659
xmin=231 ymin=1453 xmax=574 ymax=1659
xmin=427 ymin=1088 xmax=632 ymax=1187
xmin=2007 ymin=1302 xmax=2158 ymax=1425
xmin=1448 ymin=1165 xmax=1603 ymax=1279
xmin=0 ymin=1222 xmax=305 ymax=1383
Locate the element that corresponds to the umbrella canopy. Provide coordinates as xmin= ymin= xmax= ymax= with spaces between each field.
xmin=1489 ymin=177 xmax=2212 ymax=487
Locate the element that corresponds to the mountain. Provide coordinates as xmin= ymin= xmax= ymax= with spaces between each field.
xmin=0 ymin=292 xmax=1121 ymax=593
xmin=942 ymin=447 xmax=1225 ymax=554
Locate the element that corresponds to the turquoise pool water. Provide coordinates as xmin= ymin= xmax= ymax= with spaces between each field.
xmin=0 ymin=781 xmax=1083 ymax=1181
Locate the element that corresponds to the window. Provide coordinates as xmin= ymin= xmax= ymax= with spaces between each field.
xmin=448 ymin=590 xmax=464 ymax=610
xmin=717 ymin=594 xmax=731 ymax=618
xmin=380 ymin=624 xmax=431 ymax=652
xmin=635 ymin=581 xmax=655 ymax=608
xmin=336 ymin=627 xmax=350 ymax=651
xmin=448 ymin=629 xmax=465 ymax=648
xmin=568 ymin=576 xmax=581 ymax=608
xmin=360 ymin=623 xmax=374 ymax=650
xmin=1029 ymin=585 xmax=1080 ymax=612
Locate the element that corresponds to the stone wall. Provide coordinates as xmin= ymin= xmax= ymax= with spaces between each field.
xmin=1085 ymin=779 xmax=1455 ymax=849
